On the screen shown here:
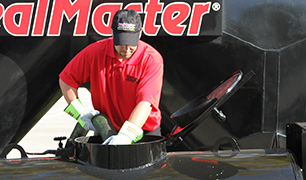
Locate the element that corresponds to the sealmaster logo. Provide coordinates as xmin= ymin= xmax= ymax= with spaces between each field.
xmin=118 ymin=23 xmax=135 ymax=31
xmin=0 ymin=0 xmax=222 ymax=37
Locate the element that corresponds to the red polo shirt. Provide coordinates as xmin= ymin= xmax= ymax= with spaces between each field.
xmin=59 ymin=38 xmax=163 ymax=131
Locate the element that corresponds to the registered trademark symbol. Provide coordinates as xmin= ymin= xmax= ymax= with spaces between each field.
xmin=212 ymin=2 xmax=221 ymax=11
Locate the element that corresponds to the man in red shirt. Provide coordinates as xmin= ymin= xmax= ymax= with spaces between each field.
xmin=59 ymin=9 xmax=163 ymax=145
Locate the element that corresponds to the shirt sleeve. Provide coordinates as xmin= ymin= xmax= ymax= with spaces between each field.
xmin=136 ymin=54 xmax=164 ymax=113
xmin=59 ymin=45 xmax=93 ymax=89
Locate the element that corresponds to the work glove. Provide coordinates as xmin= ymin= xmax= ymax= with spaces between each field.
xmin=64 ymin=98 xmax=100 ymax=131
xmin=102 ymin=121 xmax=143 ymax=145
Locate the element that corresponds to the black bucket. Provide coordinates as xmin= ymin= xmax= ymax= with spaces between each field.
xmin=75 ymin=135 xmax=167 ymax=170
xmin=74 ymin=70 xmax=254 ymax=170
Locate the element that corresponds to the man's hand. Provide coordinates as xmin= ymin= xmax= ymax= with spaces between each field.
xmin=78 ymin=110 xmax=100 ymax=131
xmin=64 ymin=98 xmax=100 ymax=131
xmin=102 ymin=121 xmax=143 ymax=145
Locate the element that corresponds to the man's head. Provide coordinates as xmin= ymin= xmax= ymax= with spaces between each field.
xmin=111 ymin=9 xmax=142 ymax=47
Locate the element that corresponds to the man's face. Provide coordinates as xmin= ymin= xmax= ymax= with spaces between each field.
xmin=114 ymin=44 xmax=137 ymax=60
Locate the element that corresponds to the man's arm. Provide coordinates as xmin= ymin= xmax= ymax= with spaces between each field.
xmin=102 ymin=101 xmax=151 ymax=145
xmin=59 ymin=78 xmax=78 ymax=104
xmin=128 ymin=101 xmax=152 ymax=128
xmin=59 ymin=78 xmax=100 ymax=131
xmin=60 ymin=77 xmax=152 ymax=128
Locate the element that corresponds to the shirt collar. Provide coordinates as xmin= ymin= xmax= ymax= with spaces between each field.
xmin=106 ymin=37 xmax=117 ymax=58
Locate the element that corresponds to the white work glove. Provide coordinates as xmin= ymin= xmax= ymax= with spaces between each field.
xmin=64 ymin=98 xmax=100 ymax=131
xmin=78 ymin=110 xmax=100 ymax=131
xmin=102 ymin=121 xmax=143 ymax=145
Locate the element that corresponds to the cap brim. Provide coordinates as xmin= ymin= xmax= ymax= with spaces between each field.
xmin=113 ymin=31 xmax=140 ymax=46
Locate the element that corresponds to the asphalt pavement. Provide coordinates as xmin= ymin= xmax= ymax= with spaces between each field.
xmin=7 ymin=88 xmax=94 ymax=159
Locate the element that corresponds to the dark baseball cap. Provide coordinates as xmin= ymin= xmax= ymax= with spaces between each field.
xmin=111 ymin=9 xmax=142 ymax=46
